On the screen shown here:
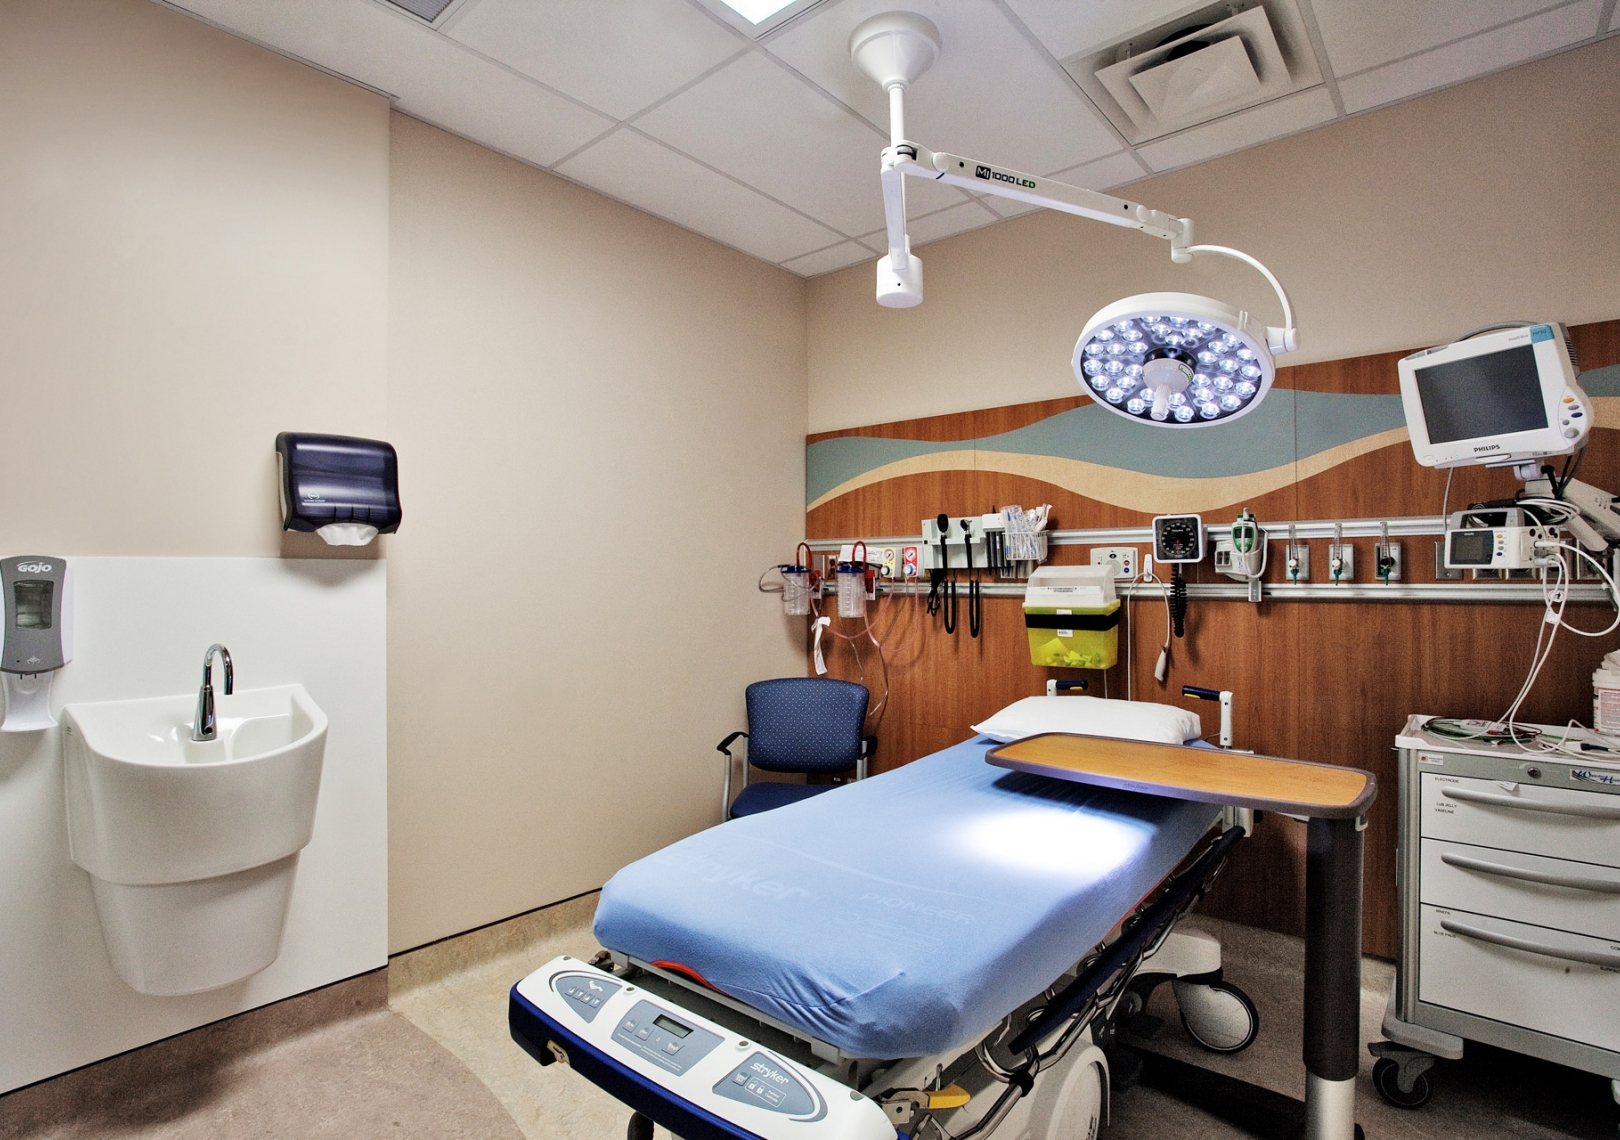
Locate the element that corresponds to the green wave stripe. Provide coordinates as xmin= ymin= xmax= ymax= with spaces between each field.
xmin=805 ymin=362 xmax=1620 ymax=506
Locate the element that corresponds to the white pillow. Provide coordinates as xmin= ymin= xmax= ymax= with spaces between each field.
xmin=972 ymin=695 xmax=1201 ymax=746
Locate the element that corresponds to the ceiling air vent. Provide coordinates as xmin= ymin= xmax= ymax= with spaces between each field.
xmin=383 ymin=0 xmax=456 ymax=24
xmin=1063 ymin=1 xmax=1321 ymax=144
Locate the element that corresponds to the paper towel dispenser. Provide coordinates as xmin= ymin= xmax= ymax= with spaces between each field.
xmin=275 ymin=433 xmax=401 ymax=547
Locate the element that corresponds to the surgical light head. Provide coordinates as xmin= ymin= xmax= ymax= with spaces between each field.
xmin=1074 ymin=293 xmax=1275 ymax=426
xmin=850 ymin=11 xmax=1297 ymax=417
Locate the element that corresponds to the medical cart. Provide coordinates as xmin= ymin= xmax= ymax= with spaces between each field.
xmin=1376 ymin=716 xmax=1620 ymax=1109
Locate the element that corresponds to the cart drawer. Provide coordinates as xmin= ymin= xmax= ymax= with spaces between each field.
xmin=1420 ymin=839 xmax=1620 ymax=942
xmin=1419 ymin=904 xmax=1620 ymax=1053
xmin=1420 ymin=774 xmax=1620 ymax=866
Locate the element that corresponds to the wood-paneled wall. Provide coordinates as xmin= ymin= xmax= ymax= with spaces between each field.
xmin=807 ymin=320 xmax=1620 ymax=959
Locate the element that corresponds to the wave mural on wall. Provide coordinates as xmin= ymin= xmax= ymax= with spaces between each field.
xmin=807 ymin=365 xmax=1620 ymax=516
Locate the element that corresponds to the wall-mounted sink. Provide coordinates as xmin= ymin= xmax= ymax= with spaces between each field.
xmin=63 ymin=684 xmax=328 ymax=996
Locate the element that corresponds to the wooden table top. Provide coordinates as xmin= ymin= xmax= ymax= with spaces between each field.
xmin=986 ymin=733 xmax=1376 ymax=819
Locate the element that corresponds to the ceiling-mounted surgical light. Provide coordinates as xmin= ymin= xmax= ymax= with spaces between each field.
xmin=848 ymin=11 xmax=1299 ymax=425
xmin=1075 ymin=293 xmax=1274 ymax=427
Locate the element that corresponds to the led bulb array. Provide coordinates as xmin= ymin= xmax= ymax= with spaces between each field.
xmin=1072 ymin=293 xmax=1275 ymax=427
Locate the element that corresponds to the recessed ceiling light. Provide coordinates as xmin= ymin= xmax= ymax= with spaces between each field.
xmin=715 ymin=0 xmax=798 ymax=24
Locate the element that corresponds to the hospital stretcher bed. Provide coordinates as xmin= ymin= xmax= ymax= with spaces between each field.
xmin=509 ymin=729 xmax=1377 ymax=1140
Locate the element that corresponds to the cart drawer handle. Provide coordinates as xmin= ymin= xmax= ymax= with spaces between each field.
xmin=1440 ymin=852 xmax=1620 ymax=894
xmin=1441 ymin=787 xmax=1620 ymax=820
xmin=1439 ymin=919 xmax=1620 ymax=968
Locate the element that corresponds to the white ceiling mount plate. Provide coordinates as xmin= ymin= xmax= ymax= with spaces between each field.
xmin=848 ymin=11 xmax=940 ymax=90
xmin=770 ymin=0 xmax=1121 ymax=175
xmin=1067 ymin=0 xmax=1322 ymax=144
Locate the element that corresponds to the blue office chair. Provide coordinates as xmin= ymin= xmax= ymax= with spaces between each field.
xmin=715 ymin=678 xmax=875 ymax=820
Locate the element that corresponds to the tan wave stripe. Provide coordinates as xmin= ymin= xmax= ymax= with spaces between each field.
xmin=806 ymin=428 xmax=1414 ymax=514
xmin=1593 ymin=396 xmax=1620 ymax=428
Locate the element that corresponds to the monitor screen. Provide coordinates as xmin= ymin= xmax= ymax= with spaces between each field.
xmin=1414 ymin=344 xmax=1547 ymax=444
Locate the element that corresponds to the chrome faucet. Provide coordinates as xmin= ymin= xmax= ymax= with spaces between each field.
xmin=191 ymin=644 xmax=234 ymax=742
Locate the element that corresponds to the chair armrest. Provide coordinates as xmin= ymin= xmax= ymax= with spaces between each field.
xmin=716 ymin=731 xmax=748 ymax=758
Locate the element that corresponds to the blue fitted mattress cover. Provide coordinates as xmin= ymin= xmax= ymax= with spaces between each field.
xmin=594 ymin=736 xmax=1221 ymax=1059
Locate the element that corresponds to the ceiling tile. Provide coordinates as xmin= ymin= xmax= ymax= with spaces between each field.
xmin=781 ymin=241 xmax=875 ymax=276
xmin=1337 ymin=0 xmax=1603 ymax=114
xmin=1000 ymin=0 xmax=1211 ymax=62
xmin=766 ymin=0 xmax=1122 ymax=176
xmin=556 ymin=128 xmax=841 ymax=262
xmin=168 ymin=0 xmax=613 ymax=166
xmin=1136 ymin=85 xmax=1335 ymax=171
xmin=1612 ymin=2 xmax=1620 ymax=30
xmin=1311 ymin=0 xmax=1573 ymax=76
xmin=444 ymin=0 xmax=745 ymax=121
xmin=634 ymin=51 xmax=963 ymax=237
xmin=860 ymin=200 xmax=1001 ymax=249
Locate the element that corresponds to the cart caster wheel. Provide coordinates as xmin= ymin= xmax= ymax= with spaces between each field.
xmin=628 ymin=1111 xmax=655 ymax=1140
xmin=1373 ymin=1057 xmax=1433 ymax=1109
xmin=1174 ymin=979 xmax=1259 ymax=1054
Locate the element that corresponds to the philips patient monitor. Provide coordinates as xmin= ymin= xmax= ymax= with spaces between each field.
xmin=1399 ymin=323 xmax=1589 ymax=468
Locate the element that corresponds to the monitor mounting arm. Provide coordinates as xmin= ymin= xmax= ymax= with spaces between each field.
xmin=1519 ymin=465 xmax=1620 ymax=553
xmin=857 ymin=13 xmax=1296 ymax=353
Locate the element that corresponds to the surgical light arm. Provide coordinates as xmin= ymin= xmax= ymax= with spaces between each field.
xmin=876 ymin=99 xmax=1297 ymax=354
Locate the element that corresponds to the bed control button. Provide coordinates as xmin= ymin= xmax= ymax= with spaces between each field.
xmin=557 ymin=972 xmax=620 ymax=1023
xmin=715 ymin=1053 xmax=816 ymax=1116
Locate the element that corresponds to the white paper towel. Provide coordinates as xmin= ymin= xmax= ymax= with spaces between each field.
xmin=316 ymin=523 xmax=378 ymax=547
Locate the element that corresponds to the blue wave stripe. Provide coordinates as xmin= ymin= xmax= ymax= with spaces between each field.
xmin=805 ymin=366 xmax=1620 ymax=506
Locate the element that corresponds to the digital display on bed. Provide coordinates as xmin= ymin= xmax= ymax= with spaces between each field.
xmin=653 ymin=1014 xmax=693 ymax=1038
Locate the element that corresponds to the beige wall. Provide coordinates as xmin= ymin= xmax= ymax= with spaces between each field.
xmin=2 ymin=0 xmax=809 ymax=957
xmin=386 ymin=116 xmax=808 ymax=951
xmin=0 ymin=0 xmax=390 ymax=554
xmin=807 ymin=36 xmax=1620 ymax=433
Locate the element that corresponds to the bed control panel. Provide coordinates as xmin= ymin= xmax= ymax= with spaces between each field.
xmin=612 ymin=1000 xmax=721 ymax=1075
xmin=514 ymin=957 xmax=895 ymax=1140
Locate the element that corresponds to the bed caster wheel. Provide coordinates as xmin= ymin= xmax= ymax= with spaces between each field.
xmin=1372 ymin=1056 xmax=1434 ymax=1109
xmin=1173 ymin=979 xmax=1259 ymax=1054
xmin=627 ymin=1111 xmax=655 ymax=1140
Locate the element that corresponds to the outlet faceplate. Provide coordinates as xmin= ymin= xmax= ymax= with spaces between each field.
xmin=1089 ymin=546 xmax=1139 ymax=580
xmin=1327 ymin=543 xmax=1354 ymax=583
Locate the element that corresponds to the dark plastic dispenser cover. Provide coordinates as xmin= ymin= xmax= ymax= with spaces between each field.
xmin=275 ymin=433 xmax=402 ymax=534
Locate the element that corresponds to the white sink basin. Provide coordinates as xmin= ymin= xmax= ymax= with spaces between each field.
xmin=62 ymin=684 xmax=328 ymax=995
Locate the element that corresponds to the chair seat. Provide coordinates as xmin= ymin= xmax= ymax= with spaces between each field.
xmin=729 ymin=781 xmax=839 ymax=819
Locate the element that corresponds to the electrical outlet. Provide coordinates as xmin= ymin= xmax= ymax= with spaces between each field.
xmin=1327 ymin=542 xmax=1354 ymax=583
xmin=1089 ymin=546 xmax=1139 ymax=580
xmin=1374 ymin=542 xmax=1402 ymax=582
xmin=1283 ymin=544 xmax=1310 ymax=583
xmin=1434 ymin=541 xmax=1462 ymax=580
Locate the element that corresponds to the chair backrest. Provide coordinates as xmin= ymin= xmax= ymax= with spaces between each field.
xmin=745 ymin=678 xmax=868 ymax=774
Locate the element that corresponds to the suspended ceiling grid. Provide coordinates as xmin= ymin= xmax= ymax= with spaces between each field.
xmin=158 ymin=0 xmax=1619 ymax=277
